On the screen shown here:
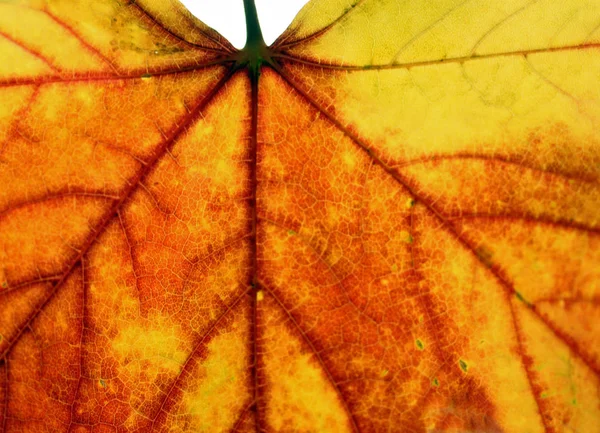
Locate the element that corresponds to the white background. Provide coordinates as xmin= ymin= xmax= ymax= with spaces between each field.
xmin=179 ymin=0 xmax=310 ymax=48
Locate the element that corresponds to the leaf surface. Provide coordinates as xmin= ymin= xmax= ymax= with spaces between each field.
xmin=0 ymin=0 xmax=599 ymax=432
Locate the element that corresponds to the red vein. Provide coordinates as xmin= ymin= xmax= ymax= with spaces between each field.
xmin=180 ymin=234 xmax=252 ymax=292
xmin=230 ymin=402 xmax=255 ymax=433
xmin=67 ymin=261 xmax=87 ymax=430
xmin=249 ymin=72 xmax=259 ymax=291
xmin=127 ymin=0 xmax=229 ymax=54
xmin=0 ymin=276 xmax=61 ymax=297
xmin=116 ymin=211 xmax=142 ymax=316
xmin=260 ymin=217 xmax=378 ymax=324
xmin=508 ymin=299 xmax=553 ymax=433
xmin=0 ymin=68 xmax=235 ymax=360
xmin=394 ymin=153 xmax=600 ymax=185
xmin=248 ymin=69 xmax=262 ymax=433
xmin=178 ymin=11 xmax=235 ymax=54
xmin=449 ymin=213 xmax=600 ymax=234
xmin=149 ymin=288 xmax=250 ymax=428
xmin=0 ymin=30 xmax=60 ymax=72
xmin=274 ymin=0 xmax=368 ymax=49
xmin=0 ymin=191 xmax=119 ymax=220
xmin=0 ymin=57 xmax=233 ymax=88
xmin=0 ymin=357 xmax=7 ymax=433
xmin=0 ymin=85 xmax=40 ymax=159
xmin=251 ymin=287 xmax=261 ymax=433
xmin=532 ymin=307 xmax=600 ymax=373
xmin=44 ymin=10 xmax=120 ymax=74
xmin=258 ymin=282 xmax=362 ymax=433
xmin=274 ymin=42 xmax=600 ymax=71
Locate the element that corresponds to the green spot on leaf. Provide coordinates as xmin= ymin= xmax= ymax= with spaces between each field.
xmin=99 ymin=379 xmax=106 ymax=388
xmin=415 ymin=339 xmax=424 ymax=350
xmin=287 ymin=229 xmax=296 ymax=236
xmin=459 ymin=359 xmax=468 ymax=373
xmin=432 ymin=377 xmax=439 ymax=387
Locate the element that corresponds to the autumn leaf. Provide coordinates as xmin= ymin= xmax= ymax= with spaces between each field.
xmin=0 ymin=0 xmax=599 ymax=431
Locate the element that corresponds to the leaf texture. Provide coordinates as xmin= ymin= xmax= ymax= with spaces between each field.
xmin=0 ymin=0 xmax=599 ymax=432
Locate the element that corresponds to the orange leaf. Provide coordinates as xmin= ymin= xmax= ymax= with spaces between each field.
xmin=1 ymin=0 xmax=599 ymax=432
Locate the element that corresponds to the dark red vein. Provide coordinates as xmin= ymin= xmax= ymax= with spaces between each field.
xmin=0 ymin=68 xmax=234 ymax=360
xmin=274 ymin=42 xmax=600 ymax=71
xmin=251 ymin=287 xmax=261 ymax=433
xmin=248 ymin=67 xmax=262 ymax=433
xmin=258 ymin=282 xmax=362 ymax=433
